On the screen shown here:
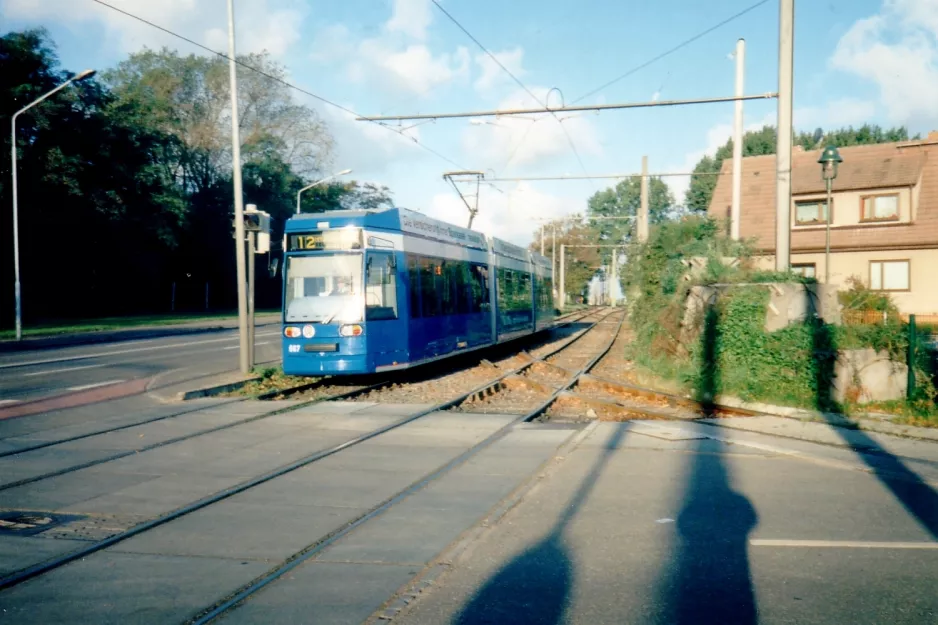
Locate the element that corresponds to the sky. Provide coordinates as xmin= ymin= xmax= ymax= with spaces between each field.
xmin=3 ymin=0 xmax=938 ymax=246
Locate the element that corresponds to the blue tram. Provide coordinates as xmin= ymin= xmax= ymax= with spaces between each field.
xmin=280 ymin=207 xmax=554 ymax=375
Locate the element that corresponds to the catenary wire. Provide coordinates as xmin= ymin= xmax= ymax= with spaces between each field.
xmin=573 ymin=0 xmax=773 ymax=103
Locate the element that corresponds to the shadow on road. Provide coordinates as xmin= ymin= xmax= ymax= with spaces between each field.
xmin=655 ymin=304 xmax=759 ymax=625
xmin=451 ymin=423 xmax=630 ymax=625
xmin=809 ymin=298 xmax=938 ymax=539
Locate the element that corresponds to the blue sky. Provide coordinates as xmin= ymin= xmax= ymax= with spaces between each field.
xmin=3 ymin=0 xmax=937 ymax=245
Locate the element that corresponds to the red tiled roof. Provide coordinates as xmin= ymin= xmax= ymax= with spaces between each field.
xmin=708 ymin=139 xmax=938 ymax=252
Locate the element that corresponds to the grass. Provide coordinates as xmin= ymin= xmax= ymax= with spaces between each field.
xmin=845 ymin=399 xmax=938 ymax=429
xmin=0 ymin=310 xmax=281 ymax=341
xmin=232 ymin=366 xmax=313 ymax=397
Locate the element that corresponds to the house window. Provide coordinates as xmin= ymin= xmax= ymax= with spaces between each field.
xmin=791 ymin=263 xmax=816 ymax=278
xmin=861 ymin=194 xmax=899 ymax=222
xmin=794 ymin=200 xmax=829 ymax=225
xmin=870 ymin=260 xmax=910 ymax=291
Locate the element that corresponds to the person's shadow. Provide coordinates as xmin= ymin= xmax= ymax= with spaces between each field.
xmin=452 ymin=424 xmax=630 ymax=625
xmin=655 ymin=304 xmax=759 ymax=624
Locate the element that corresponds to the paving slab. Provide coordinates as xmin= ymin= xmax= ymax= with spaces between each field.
xmin=0 ymin=535 xmax=86 ymax=577
xmin=0 ymin=551 xmax=272 ymax=624
xmin=111 ymin=500 xmax=369 ymax=560
xmin=393 ymin=422 xmax=938 ymax=625
xmin=218 ymin=562 xmax=420 ymax=625
xmin=0 ymin=470 xmax=159 ymax=511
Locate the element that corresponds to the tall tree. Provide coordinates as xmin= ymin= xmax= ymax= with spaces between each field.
xmin=685 ymin=124 xmax=915 ymax=213
xmin=586 ymin=177 xmax=675 ymax=253
xmin=105 ymin=48 xmax=334 ymax=195
xmin=1 ymin=30 xmax=188 ymax=323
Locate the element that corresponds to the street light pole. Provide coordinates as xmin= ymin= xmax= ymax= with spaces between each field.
xmin=296 ymin=169 xmax=353 ymax=214
xmin=818 ymin=146 xmax=842 ymax=284
xmin=10 ymin=69 xmax=96 ymax=341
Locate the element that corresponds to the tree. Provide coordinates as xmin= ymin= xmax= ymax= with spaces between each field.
xmin=104 ymin=48 xmax=334 ymax=195
xmin=586 ymin=177 xmax=675 ymax=254
xmin=685 ymin=124 xmax=915 ymax=213
xmin=1 ymin=29 xmax=186 ymax=323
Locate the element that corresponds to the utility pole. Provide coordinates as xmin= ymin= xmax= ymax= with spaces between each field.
xmin=731 ymin=38 xmax=745 ymax=241
xmin=227 ymin=0 xmax=250 ymax=374
xmin=775 ymin=0 xmax=794 ymax=271
xmin=247 ymin=231 xmax=256 ymax=369
xmin=551 ymin=227 xmax=556 ymax=300
xmin=610 ymin=248 xmax=617 ymax=306
xmin=638 ymin=156 xmax=649 ymax=242
xmin=540 ymin=225 xmax=545 ymax=256
xmin=559 ymin=244 xmax=566 ymax=310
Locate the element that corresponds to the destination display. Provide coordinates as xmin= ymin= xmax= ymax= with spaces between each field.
xmin=287 ymin=228 xmax=362 ymax=251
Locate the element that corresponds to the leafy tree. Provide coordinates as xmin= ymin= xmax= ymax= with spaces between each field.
xmin=1 ymin=29 xmax=185 ymax=323
xmin=105 ymin=48 xmax=334 ymax=195
xmin=586 ymin=177 xmax=675 ymax=252
xmin=685 ymin=124 xmax=914 ymax=213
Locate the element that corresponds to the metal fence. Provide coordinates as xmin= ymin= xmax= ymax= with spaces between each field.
xmin=842 ymin=310 xmax=938 ymax=328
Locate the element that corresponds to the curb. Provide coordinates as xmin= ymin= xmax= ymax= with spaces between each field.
xmin=176 ymin=376 xmax=262 ymax=401
xmin=715 ymin=395 xmax=938 ymax=443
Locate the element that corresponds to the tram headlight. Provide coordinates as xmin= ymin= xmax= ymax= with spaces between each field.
xmin=339 ymin=324 xmax=363 ymax=337
xmin=284 ymin=326 xmax=301 ymax=338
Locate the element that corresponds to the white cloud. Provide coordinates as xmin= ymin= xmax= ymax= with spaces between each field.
xmin=831 ymin=0 xmax=938 ymax=127
xmin=473 ymin=47 xmax=525 ymax=93
xmin=429 ymin=182 xmax=578 ymax=246
xmin=1 ymin=0 xmax=305 ymax=57
xmin=462 ymin=88 xmax=603 ymax=171
xmin=385 ymin=0 xmax=432 ymax=41
xmin=323 ymin=105 xmax=425 ymax=173
xmin=310 ymin=24 xmax=354 ymax=63
xmin=360 ymin=42 xmax=470 ymax=95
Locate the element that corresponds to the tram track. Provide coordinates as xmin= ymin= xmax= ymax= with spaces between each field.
xmin=0 ymin=309 xmax=612 ymax=592
xmin=184 ymin=309 xmax=627 ymax=624
xmin=0 ymin=310 xmax=598 ymax=493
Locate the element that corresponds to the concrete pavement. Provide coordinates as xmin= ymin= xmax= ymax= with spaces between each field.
xmin=395 ymin=421 xmax=938 ymax=625
xmin=0 ymin=395 xmax=936 ymax=624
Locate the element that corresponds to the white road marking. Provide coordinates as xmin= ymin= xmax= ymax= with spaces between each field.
xmin=1 ymin=331 xmax=281 ymax=370
xmin=750 ymin=539 xmax=938 ymax=549
xmin=66 ymin=380 xmax=125 ymax=392
xmin=0 ymin=399 xmax=21 ymax=406
xmin=24 ymin=363 xmax=112 ymax=377
xmin=224 ymin=341 xmax=273 ymax=351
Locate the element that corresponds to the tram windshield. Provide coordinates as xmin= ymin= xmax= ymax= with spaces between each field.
xmin=284 ymin=254 xmax=363 ymax=323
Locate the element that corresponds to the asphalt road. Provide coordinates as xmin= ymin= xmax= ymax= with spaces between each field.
xmin=0 ymin=324 xmax=283 ymax=405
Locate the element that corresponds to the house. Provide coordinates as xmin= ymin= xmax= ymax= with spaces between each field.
xmin=708 ymin=132 xmax=938 ymax=315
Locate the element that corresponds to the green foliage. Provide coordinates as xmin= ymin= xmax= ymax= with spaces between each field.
xmin=685 ymin=124 xmax=915 ymax=213
xmin=838 ymin=276 xmax=898 ymax=314
xmin=624 ymin=216 xmax=936 ymax=416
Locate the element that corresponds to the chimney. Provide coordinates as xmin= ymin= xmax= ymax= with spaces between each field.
xmin=929 ymin=130 xmax=938 ymax=142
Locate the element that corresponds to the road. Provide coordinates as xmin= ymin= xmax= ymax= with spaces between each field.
xmin=0 ymin=324 xmax=282 ymax=407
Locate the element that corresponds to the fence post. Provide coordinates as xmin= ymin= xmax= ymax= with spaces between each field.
xmin=907 ymin=314 xmax=916 ymax=400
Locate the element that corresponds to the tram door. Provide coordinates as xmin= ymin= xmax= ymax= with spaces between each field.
xmin=364 ymin=251 xmax=407 ymax=367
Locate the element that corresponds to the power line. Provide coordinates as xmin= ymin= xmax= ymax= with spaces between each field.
xmin=89 ymin=0 xmax=473 ymax=175
xmin=573 ymin=0 xmax=772 ymax=104
xmin=485 ymin=170 xmax=725 ymax=182
xmin=430 ymin=0 xmax=595 ymax=188
xmin=357 ymin=93 xmax=778 ymax=121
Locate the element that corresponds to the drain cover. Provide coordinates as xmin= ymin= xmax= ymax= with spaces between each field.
xmin=0 ymin=511 xmax=83 ymax=536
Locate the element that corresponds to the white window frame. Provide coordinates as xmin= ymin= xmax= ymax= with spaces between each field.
xmin=869 ymin=260 xmax=910 ymax=292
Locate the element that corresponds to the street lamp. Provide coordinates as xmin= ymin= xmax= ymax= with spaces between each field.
xmin=818 ymin=145 xmax=842 ymax=284
xmin=10 ymin=69 xmax=96 ymax=340
xmin=296 ymin=169 xmax=353 ymax=214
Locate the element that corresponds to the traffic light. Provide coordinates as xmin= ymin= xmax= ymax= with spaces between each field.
xmin=242 ymin=204 xmax=270 ymax=233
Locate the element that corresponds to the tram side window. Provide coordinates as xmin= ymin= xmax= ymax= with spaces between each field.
xmin=407 ymin=256 xmax=421 ymax=318
xmin=470 ymin=264 xmax=489 ymax=313
xmin=519 ymin=273 xmax=532 ymax=306
xmin=420 ymin=258 xmax=440 ymax=317
xmin=441 ymin=261 xmax=456 ymax=315
xmin=365 ymin=253 xmax=398 ymax=320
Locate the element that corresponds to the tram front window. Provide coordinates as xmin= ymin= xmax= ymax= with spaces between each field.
xmin=285 ymin=254 xmax=363 ymax=323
